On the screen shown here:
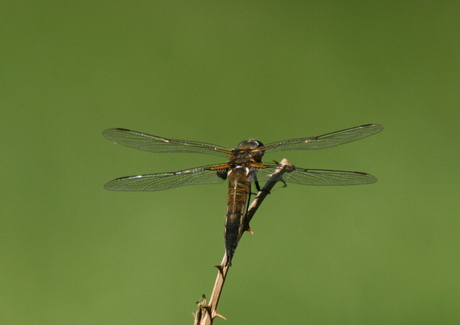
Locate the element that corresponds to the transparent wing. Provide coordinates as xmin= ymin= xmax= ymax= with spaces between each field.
xmin=263 ymin=124 xmax=383 ymax=153
xmin=254 ymin=163 xmax=377 ymax=186
xmin=104 ymin=165 xmax=228 ymax=191
xmin=103 ymin=128 xmax=231 ymax=157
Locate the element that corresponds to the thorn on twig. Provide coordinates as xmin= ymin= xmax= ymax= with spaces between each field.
xmin=213 ymin=311 xmax=227 ymax=320
xmin=214 ymin=263 xmax=225 ymax=275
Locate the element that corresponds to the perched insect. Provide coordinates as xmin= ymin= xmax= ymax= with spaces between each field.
xmin=103 ymin=124 xmax=383 ymax=265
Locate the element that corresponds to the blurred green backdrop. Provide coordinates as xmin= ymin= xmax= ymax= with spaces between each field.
xmin=2 ymin=1 xmax=459 ymax=324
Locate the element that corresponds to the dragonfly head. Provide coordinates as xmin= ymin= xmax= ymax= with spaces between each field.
xmin=236 ymin=139 xmax=265 ymax=162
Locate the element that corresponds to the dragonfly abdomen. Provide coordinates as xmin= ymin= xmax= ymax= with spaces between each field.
xmin=225 ymin=168 xmax=251 ymax=265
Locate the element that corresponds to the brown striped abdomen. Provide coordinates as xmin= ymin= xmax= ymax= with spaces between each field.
xmin=225 ymin=167 xmax=250 ymax=265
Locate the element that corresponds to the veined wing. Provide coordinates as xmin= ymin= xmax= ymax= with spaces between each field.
xmin=104 ymin=164 xmax=228 ymax=191
xmin=103 ymin=128 xmax=231 ymax=157
xmin=254 ymin=163 xmax=377 ymax=186
xmin=262 ymin=124 xmax=383 ymax=153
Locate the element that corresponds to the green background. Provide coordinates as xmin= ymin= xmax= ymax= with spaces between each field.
xmin=2 ymin=1 xmax=459 ymax=324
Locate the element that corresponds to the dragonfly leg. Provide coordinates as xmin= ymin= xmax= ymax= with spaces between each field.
xmin=242 ymin=184 xmax=254 ymax=235
xmin=254 ymin=177 xmax=261 ymax=192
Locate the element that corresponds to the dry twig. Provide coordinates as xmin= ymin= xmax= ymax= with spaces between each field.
xmin=195 ymin=159 xmax=295 ymax=324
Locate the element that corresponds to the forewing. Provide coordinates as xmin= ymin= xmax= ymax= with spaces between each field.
xmin=263 ymin=124 xmax=383 ymax=153
xmin=254 ymin=164 xmax=377 ymax=186
xmin=103 ymin=128 xmax=231 ymax=157
xmin=104 ymin=165 xmax=227 ymax=191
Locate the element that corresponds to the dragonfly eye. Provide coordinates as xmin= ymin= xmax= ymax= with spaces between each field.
xmin=253 ymin=139 xmax=264 ymax=148
xmin=237 ymin=139 xmax=264 ymax=148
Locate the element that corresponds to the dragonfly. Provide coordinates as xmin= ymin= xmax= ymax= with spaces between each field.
xmin=103 ymin=124 xmax=383 ymax=265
